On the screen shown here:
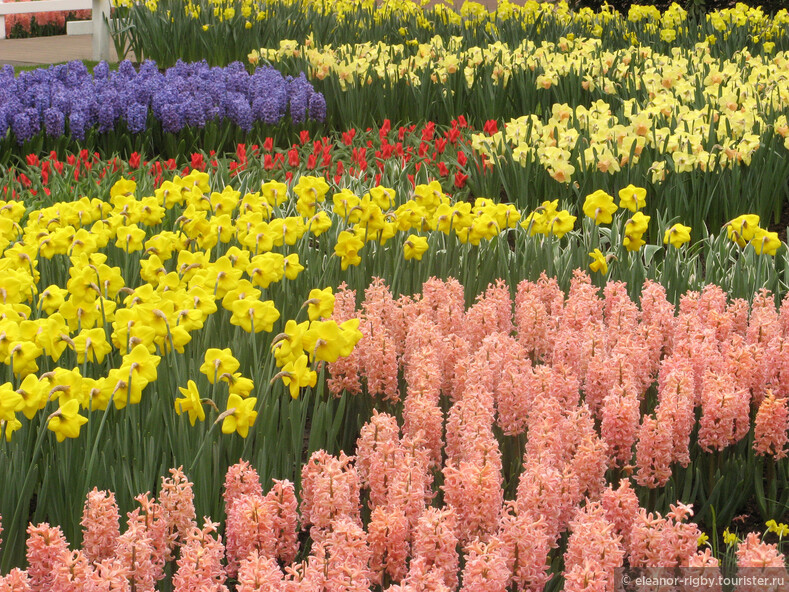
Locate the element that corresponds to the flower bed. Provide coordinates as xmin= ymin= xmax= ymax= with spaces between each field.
xmin=2 ymin=0 xmax=90 ymax=39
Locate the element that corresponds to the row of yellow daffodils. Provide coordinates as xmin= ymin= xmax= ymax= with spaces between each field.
xmin=120 ymin=0 xmax=788 ymax=51
xmin=0 ymin=171 xmax=780 ymax=441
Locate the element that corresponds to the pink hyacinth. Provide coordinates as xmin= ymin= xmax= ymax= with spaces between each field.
xmin=685 ymin=549 xmax=723 ymax=592
xmin=463 ymin=280 xmax=514 ymax=349
xmin=306 ymin=517 xmax=372 ymax=591
xmin=114 ymin=521 xmax=156 ymax=592
xmin=51 ymin=549 xmax=94 ymax=592
xmin=444 ymin=384 xmax=496 ymax=467
xmin=126 ymin=492 xmax=172 ymax=578
xmin=459 ymin=536 xmax=510 ymax=592
xmin=561 ymin=270 xmax=605 ymax=332
xmin=514 ymin=278 xmax=555 ymax=362
xmin=639 ymin=280 xmax=675 ymax=361
xmin=398 ymin=556 xmax=452 ymax=592
xmin=25 ymin=522 xmax=69 ymax=592
xmin=583 ymin=352 xmax=637 ymax=418
xmin=236 ymin=551 xmax=284 ymax=591
xmin=225 ymin=493 xmax=275 ymax=578
xmin=223 ymin=460 xmax=263 ymax=512
xmin=368 ymin=506 xmax=409 ymax=586
xmin=159 ymin=467 xmax=197 ymax=549
xmin=265 ymin=479 xmax=300 ymax=564
xmin=655 ymin=364 xmax=695 ymax=468
xmin=600 ymin=480 xmax=640 ymax=550
xmin=516 ymin=457 xmax=578 ymax=540
xmin=600 ymin=381 xmax=640 ymax=468
xmin=0 ymin=569 xmax=32 ymax=592
xmin=634 ymin=414 xmax=673 ymax=489
xmin=386 ymin=434 xmax=433 ymax=533
xmin=747 ymin=289 xmax=781 ymax=346
xmin=81 ymin=488 xmax=121 ymax=565
xmin=563 ymin=559 xmax=613 ymax=592
xmin=570 ymin=409 xmax=610 ymax=498
xmin=737 ymin=532 xmax=787 ymax=567
xmin=563 ymin=502 xmax=624 ymax=592
xmin=410 ymin=507 xmax=459 ymax=591
xmin=628 ymin=503 xmax=700 ymax=569
xmin=86 ymin=557 xmax=130 ymax=591
xmin=442 ymin=454 xmax=503 ymax=545
xmin=300 ymin=450 xmax=361 ymax=540
xmin=402 ymin=388 xmax=444 ymax=469
xmin=495 ymin=354 xmax=533 ymax=437
xmin=497 ymin=503 xmax=553 ymax=592
xmin=327 ymin=282 xmax=362 ymax=396
xmin=754 ymin=390 xmax=789 ymax=458
xmin=697 ymin=371 xmax=751 ymax=452
xmin=355 ymin=410 xmax=402 ymax=509
xmin=356 ymin=278 xmax=402 ymax=402
xmin=402 ymin=340 xmax=442 ymax=403
xmin=172 ymin=520 xmax=228 ymax=592
xmin=417 ymin=276 xmax=466 ymax=339
xmin=602 ymin=280 xmax=638 ymax=328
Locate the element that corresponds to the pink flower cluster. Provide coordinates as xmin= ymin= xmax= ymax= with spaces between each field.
xmin=330 ymin=274 xmax=789 ymax=489
xmin=2 ymin=0 xmax=90 ymax=35
xmin=1 ymin=455 xmax=786 ymax=591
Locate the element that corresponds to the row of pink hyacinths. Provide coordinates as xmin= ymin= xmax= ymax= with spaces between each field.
xmin=3 ymin=272 xmax=789 ymax=590
xmin=330 ymin=272 xmax=789 ymax=483
xmin=0 ymin=458 xmax=785 ymax=590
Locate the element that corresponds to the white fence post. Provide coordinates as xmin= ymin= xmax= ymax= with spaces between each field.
xmin=0 ymin=0 xmax=6 ymax=41
xmin=91 ymin=0 xmax=110 ymax=61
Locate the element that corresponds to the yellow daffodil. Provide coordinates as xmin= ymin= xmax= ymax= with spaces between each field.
xmin=280 ymin=354 xmax=317 ymax=399
xmin=726 ymin=214 xmax=760 ymax=247
xmin=71 ymin=328 xmax=112 ymax=364
xmin=175 ymin=380 xmax=205 ymax=426
xmin=2 ymin=416 xmax=22 ymax=441
xmin=221 ymin=394 xmax=258 ymax=437
xmin=752 ymin=228 xmax=781 ymax=256
xmin=283 ymin=253 xmax=304 ymax=280
xmin=48 ymin=399 xmax=89 ymax=442
xmin=664 ymin=224 xmax=692 ymax=248
xmin=200 ymin=348 xmax=240 ymax=384
xmin=306 ymin=287 xmax=335 ymax=321
xmin=224 ymin=373 xmax=255 ymax=398
xmin=589 ymin=249 xmax=609 ymax=274
xmin=0 ymin=382 xmax=23 ymax=422
xmin=334 ymin=231 xmax=364 ymax=270
xmin=545 ymin=210 xmax=576 ymax=238
xmin=229 ymin=298 xmax=280 ymax=333
xmin=619 ymin=184 xmax=647 ymax=212
xmin=404 ymin=235 xmax=429 ymax=261
xmin=582 ymin=190 xmax=618 ymax=225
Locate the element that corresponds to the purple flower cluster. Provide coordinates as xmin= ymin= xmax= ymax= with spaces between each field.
xmin=0 ymin=60 xmax=325 ymax=145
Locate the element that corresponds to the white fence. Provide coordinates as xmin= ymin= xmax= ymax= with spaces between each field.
xmin=0 ymin=0 xmax=111 ymax=60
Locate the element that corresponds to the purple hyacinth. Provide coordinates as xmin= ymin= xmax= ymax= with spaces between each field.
xmin=98 ymin=101 xmax=116 ymax=133
xmin=94 ymin=61 xmax=110 ymax=80
xmin=11 ymin=111 xmax=32 ymax=144
xmin=69 ymin=111 xmax=87 ymax=141
xmin=44 ymin=107 xmax=65 ymax=137
xmin=125 ymin=103 xmax=148 ymax=134
xmin=1 ymin=59 xmax=325 ymax=146
xmin=160 ymin=103 xmax=183 ymax=134
xmin=308 ymin=93 xmax=326 ymax=123
xmin=183 ymin=97 xmax=206 ymax=128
